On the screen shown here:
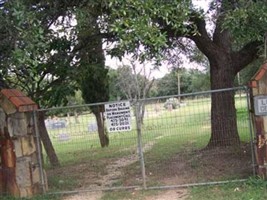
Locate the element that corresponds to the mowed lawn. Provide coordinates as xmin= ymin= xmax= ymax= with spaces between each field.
xmin=45 ymin=95 xmax=250 ymax=165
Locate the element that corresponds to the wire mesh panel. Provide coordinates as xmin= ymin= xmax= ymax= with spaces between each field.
xmin=140 ymin=88 xmax=254 ymax=188
xmin=37 ymin=103 xmax=143 ymax=195
xmin=33 ymin=87 xmax=254 ymax=198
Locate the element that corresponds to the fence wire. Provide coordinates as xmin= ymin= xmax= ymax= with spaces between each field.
xmin=33 ymin=87 xmax=255 ymax=197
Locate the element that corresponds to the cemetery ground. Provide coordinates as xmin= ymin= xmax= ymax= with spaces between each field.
xmin=5 ymin=95 xmax=266 ymax=200
xmin=4 ymin=179 xmax=267 ymax=200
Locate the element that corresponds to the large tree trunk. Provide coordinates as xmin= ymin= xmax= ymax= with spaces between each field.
xmin=94 ymin=110 xmax=109 ymax=148
xmin=207 ymin=57 xmax=240 ymax=147
xmin=182 ymin=0 xmax=261 ymax=148
xmin=38 ymin=112 xmax=60 ymax=167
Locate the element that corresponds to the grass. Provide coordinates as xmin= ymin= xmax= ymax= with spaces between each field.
xmin=98 ymin=177 xmax=267 ymax=200
xmin=47 ymin=176 xmax=79 ymax=191
xmin=44 ymin=129 xmax=138 ymax=167
xmin=189 ymin=177 xmax=267 ymax=200
xmin=6 ymin=177 xmax=266 ymax=200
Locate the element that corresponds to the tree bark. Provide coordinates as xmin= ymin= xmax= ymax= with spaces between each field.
xmin=38 ymin=111 xmax=60 ymax=167
xmin=207 ymin=56 xmax=240 ymax=147
xmin=187 ymin=13 xmax=261 ymax=147
xmin=94 ymin=110 xmax=109 ymax=147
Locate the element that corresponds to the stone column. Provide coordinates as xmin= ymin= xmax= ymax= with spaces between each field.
xmin=0 ymin=89 xmax=47 ymax=198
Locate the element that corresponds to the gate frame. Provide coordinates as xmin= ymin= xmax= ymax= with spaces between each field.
xmin=34 ymin=86 xmax=255 ymax=195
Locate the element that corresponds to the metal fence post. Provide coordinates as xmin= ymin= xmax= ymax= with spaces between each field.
xmin=33 ymin=110 xmax=46 ymax=193
xmin=135 ymin=101 xmax=147 ymax=189
xmin=245 ymin=87 xmax=256 ymax=176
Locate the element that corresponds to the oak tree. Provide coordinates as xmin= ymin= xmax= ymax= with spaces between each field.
xmin=107 ymin=0 xmax=266 ymax=147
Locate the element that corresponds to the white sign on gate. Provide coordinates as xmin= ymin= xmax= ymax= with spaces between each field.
xmin=105 ymin=101 xmax=132 ymax=132
xmin=254 ymin=95 xmax=267 ymax=116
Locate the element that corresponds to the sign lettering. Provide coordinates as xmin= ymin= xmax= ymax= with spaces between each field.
xmin=254 ymin=96 xmax=267 ymax=116
xmin=105 ymin=101 xmax=132 ymax=132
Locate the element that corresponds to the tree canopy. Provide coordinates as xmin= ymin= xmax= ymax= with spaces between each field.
xmin=106 ymin=0 xmax=267 ymax=147
xmin=0 ymin=0 xmax=77 ymax=107
xmin=156 ymin=68 xmax=210 ymax=97
xmin=0 ymin=0 xmax=266 ymax=149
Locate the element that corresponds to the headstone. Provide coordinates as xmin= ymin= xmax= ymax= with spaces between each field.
xmin=45 ymin=119 xmax=52 ymax=129
xmin=88 ymin=123 xmax=98 ymax=132
xmin=58 ymin=133 xmax=70 ymax=142
xmin=51 ymin=120 xmax=66 ymax=129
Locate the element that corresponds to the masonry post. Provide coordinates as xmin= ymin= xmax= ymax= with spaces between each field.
xmin=0 ymin=89 xmax=47 ymax=198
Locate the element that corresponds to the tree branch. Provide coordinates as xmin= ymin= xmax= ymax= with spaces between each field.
xmin=232 ymin=40 xmax=262 ymax=73
xmin=187 ymin=17 xmax=217 ymax=59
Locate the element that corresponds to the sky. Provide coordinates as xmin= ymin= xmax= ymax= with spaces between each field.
xmin=105 ymin=0 xmax=211 ymax=79
xmin=193 ymin=0 xmax=211 ymax=10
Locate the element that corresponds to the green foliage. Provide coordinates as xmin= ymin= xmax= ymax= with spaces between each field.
xmin=107 ymin=0 xmax=193 ymax=62
xmin=0 ymin=0 xmax=77 ymax=107
xmin=108 ymin=68 xmax=127 ymax=100
xmin=156 ymin=71 xmax=178 ymax=96
xmin=236 ymin=60 xmax=262 ymax=86
xmin=67 ymin=90 xmax=85 ymax=106
xmin=189 ymin=69 xmax=210 ymax=92
xmin=156 ymin=68 xmax=210 ymax=96
xmin=75 ymin=2 xmax=110 ymax=147
xmin=80 ymin=63 xmax=109 ymax=104
xmin=75 ymin=3 xmax=109 ymax=104
xmin=223 ymin=0 xmax=267 ymax=45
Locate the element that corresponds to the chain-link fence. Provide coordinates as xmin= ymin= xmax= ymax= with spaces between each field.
xmin=33 ymin=87 xmax=254 ymax=197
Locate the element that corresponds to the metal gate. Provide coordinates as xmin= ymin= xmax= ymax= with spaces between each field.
xmin=35 ymin=87 xmax=255 ymax=197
